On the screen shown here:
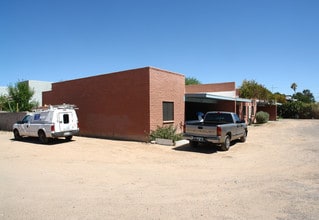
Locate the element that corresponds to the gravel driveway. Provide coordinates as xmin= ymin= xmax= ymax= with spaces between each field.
xmin=0 ymin=119 xmax=318 ymax=219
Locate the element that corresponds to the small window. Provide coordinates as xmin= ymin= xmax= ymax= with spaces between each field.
xmin=34 ymin=114 xmax=41 ymax=120
xmin=63 ymin=114 xmax=70 ymax=124
xmin=163 ymin=102 xmax=174 ymax=121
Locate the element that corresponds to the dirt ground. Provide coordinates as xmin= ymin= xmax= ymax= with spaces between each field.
xmin=0 ymin=119 xmax=318 ymax=220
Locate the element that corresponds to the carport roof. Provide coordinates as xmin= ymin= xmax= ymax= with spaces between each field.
xmin=185 ymin=93 xmax=251 ymax=103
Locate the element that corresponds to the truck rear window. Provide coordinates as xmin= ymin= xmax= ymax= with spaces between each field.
xmin=205 ymin=113 xmax=233 ymax=124
xmin=63 ymin=114 xmax=69 ymax=124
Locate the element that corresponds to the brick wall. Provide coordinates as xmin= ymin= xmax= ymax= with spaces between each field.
xmin=43 ymin=68 xmax=151 ymax=141
xmin=257 ymin=105 xmax=277 ymax=121
xmin=149 ymin=68 xmax=185 ymax=133
xmin=185 ymin=82 xmax=235 ymax=93
xmin=43 ymin=67 xmax=185 ymax=141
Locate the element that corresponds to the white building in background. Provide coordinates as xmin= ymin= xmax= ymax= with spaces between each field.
xmin=0 ymin=80 xmax=52 ymax=106
xmin=26 ymin=80 xmax=52 ymax=106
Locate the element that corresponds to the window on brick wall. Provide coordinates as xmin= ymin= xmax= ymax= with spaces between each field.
xmin=163 ymin=101 xmax=174 ymax=121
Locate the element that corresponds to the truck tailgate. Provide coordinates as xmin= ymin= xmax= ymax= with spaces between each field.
xmin=186 ymin=125 xmax=217 ymax=137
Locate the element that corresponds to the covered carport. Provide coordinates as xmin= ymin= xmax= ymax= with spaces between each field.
xmin=185 ymin=93 xmax=252 ymax=123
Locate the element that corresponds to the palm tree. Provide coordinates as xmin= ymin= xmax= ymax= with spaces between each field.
xmin=290 ymin=83 xmax=297 ymax=94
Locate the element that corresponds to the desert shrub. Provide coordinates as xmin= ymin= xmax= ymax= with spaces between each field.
xmin=299 ymin=103 xmax=312 ymax=119
xmin=256 ymin=111 xmax=269 ymax=124
xmin=311 ymin=103 xmax=319 ymax=119
xmin=279 ymin=101 xmax=302 ymax=118
xmin=149 ymin=125 xmax=182 ymax=142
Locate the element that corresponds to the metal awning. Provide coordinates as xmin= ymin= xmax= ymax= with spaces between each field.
xmin=185 ymin=93 xmax=251 ymax=104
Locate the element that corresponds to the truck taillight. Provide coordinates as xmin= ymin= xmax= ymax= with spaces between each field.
xmin=217 ymin=126 xmax=222 ymax=136
xmin=51 ymin=125 xmax=55 ymax=132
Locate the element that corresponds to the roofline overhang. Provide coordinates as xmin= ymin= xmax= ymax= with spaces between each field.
xmin=185 ymin=93 xmax=252 ymax=103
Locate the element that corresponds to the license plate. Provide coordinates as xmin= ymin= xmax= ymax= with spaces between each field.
xmin=64 ymin=132 xmax=71 ymax=136
xmin=193 ymin=137 xmax=204 ymax=142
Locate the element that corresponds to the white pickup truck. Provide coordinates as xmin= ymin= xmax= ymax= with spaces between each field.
xmin=183 ymin=111 xmax=248 ymax=151
xmin=13 ymin=104 xmax=79 ymax=144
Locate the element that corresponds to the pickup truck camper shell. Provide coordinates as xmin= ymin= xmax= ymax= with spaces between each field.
xmin=13 ymin=104 xmax=79 ymax=144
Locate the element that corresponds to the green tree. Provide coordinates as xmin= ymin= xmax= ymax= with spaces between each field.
xmin=7 ymin=81 xmax=37 ymax=112
xmin=185 ymin=77 xmax=201 ymax=85
xmin=290 ymin=82 xmax=297 ymax=94
xmin=271 ymin=92 xmax=287 ymax=104
xmin=239 ymin=80 xmax=272 ymax=100
xmin=279 ymin=101 xmax=318 ymax=119
xmin=0 ymin=95 xmax=9 ymax=111
xmin=293 ymin=89 xmax=315 ymax=103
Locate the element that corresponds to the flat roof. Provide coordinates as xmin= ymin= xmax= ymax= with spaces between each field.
xmin=185 ymin=93 xmax=251 ymax=103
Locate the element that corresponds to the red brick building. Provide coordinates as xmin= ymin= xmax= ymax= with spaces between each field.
xmin=256 ymin=102 xmax=278 ymax=121
xmin=43 ymin=66 xmax=275 ymax=142
xmin=43 ymin=67 xmax=185 ymax=141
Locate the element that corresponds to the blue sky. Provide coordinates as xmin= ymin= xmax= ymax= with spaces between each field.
xmin=1 ymin=0 xmax=318 ymax=99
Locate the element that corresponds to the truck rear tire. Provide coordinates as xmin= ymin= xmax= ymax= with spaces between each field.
xmin=38 ymin=130 xmax=49 ymax=144
xmin=65 ymin=136 xmax=73 ymax=141
xmin=220 ymin=135 xmax=230 ymax=151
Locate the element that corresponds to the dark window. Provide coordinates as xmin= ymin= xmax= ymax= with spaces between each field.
xmin=205 ymin=113 xmax=233 ymax=124
xmin=34 ymin=114 xmax=41 ymax=120
xmin=242 ymin=105 xmax=246 ymax=115
xmin=163 ymin=102 xmax=174 ymax=121
xmin=22 ymin=115 xmax=32 ymax=123
xmin=63 ymin=114 xmax=70 ymax=124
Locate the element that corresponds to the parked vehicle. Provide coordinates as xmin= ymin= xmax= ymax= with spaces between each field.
xmin=183 ymin=111 xmax=247 ymax=151
xmin=13 ymin=104 xmax=79 ymax=144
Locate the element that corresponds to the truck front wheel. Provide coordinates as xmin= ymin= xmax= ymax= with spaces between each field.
xmin=220 ymin=135 xmax=230 ymax=151
xmin=240 ymin=131 xmax=247 ymax=142
xmin=13 ymin=129 xmax=22 ymax=140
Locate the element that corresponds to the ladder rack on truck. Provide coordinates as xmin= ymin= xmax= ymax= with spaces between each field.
xmin=32 ymin=104 xmax=78 ymax=112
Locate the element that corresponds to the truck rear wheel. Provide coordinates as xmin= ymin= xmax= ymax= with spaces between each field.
xmin=220 ymin=135 xmax=230 ymax=151
xmin=38 ymin=130 xmax=49 ymax=144
xmin=65 ymin=136 xmax=73 ymax=141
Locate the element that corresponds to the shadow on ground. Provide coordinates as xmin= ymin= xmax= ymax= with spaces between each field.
xmin=173 ymin=140 xmax=241 ymax=154
xmin=11 ymin=137 xmax=74 ymax=146
xmin=173 ymin=142 xmax=219 ymax=154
